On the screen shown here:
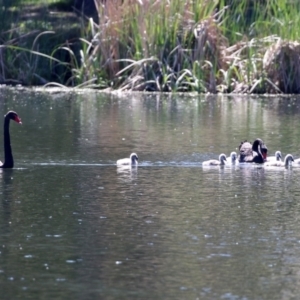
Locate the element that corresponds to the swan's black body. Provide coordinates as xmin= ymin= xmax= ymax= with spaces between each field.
xmin=238 ymin=138 xmax=267 ymax=164
xmin=0 ymin=111 xmax=21 ymax=168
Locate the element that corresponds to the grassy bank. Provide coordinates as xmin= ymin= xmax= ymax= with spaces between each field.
xmin=1 ymin=0 xmax=300 ymax=93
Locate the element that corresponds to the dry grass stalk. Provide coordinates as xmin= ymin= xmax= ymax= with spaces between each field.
xmin=263 ymin=39 xmax=300 ymax=93
xmin=90 ymin=1 xmax=297 ymax=93
xmin=190 ymin=16 xmax=228 ymax=92
xmin=219 ymin=35 xmax=280 ymax=93
xmin=92 ymin=0 xmax=227 ymax=91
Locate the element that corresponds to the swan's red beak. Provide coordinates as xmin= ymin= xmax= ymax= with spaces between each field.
xmin=14 ymin=116 xmax=22 ymax=124
xmin=262 ymin=152 xmax=267 ymax=160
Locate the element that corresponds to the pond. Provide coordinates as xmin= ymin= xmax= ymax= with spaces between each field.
xmin=0 ymin=87 xmax=300 ymax=299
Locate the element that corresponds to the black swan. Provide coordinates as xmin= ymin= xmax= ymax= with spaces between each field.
xmin=117 ymin=153 xmax=138 ymax=166
xmin=264 ymin=154 xmax=293 ymax=167
xmin=238 ymin=138 xmax=268 ymax=163
xmin=0 ymin=111 xmax=22 ymax=168
xmin=267 ymin=150 xmax=282 ymax=162
xmin=202 ymin=153 xmax=227 ymax=166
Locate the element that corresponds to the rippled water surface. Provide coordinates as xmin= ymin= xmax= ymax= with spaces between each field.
xmin=1 ymin=88 xmax=300 ymax=299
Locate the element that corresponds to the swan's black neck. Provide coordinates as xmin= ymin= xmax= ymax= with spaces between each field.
xmin=1 ymin=116 xmax=13 ymax=168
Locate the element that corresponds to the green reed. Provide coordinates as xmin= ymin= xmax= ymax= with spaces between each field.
xmin=1 ymin=0 xmax=300 ymax=92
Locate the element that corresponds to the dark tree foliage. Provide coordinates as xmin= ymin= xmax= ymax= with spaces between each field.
xmin=74 ymin=0 xmax=97 ymax=17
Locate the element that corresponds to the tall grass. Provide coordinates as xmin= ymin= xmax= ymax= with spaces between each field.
xmin=2 ymin=0 xmax=300 ymax=92
xmin=0 ymin=0 xmax=81 ymax=85
xmin=81 ymin=0 xmax=224 ymax=92
xmin=67 ymin=0 xmax=300 ymax=93
xmin=219 ymin=0 xmax=300 ymax=41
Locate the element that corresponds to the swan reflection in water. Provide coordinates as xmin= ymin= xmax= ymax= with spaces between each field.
xmin=117 ymin=164 xmax=138 ymax=182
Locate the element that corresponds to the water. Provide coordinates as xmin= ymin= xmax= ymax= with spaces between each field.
xmin=0 ymin=88 xmax=300 ymax=299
